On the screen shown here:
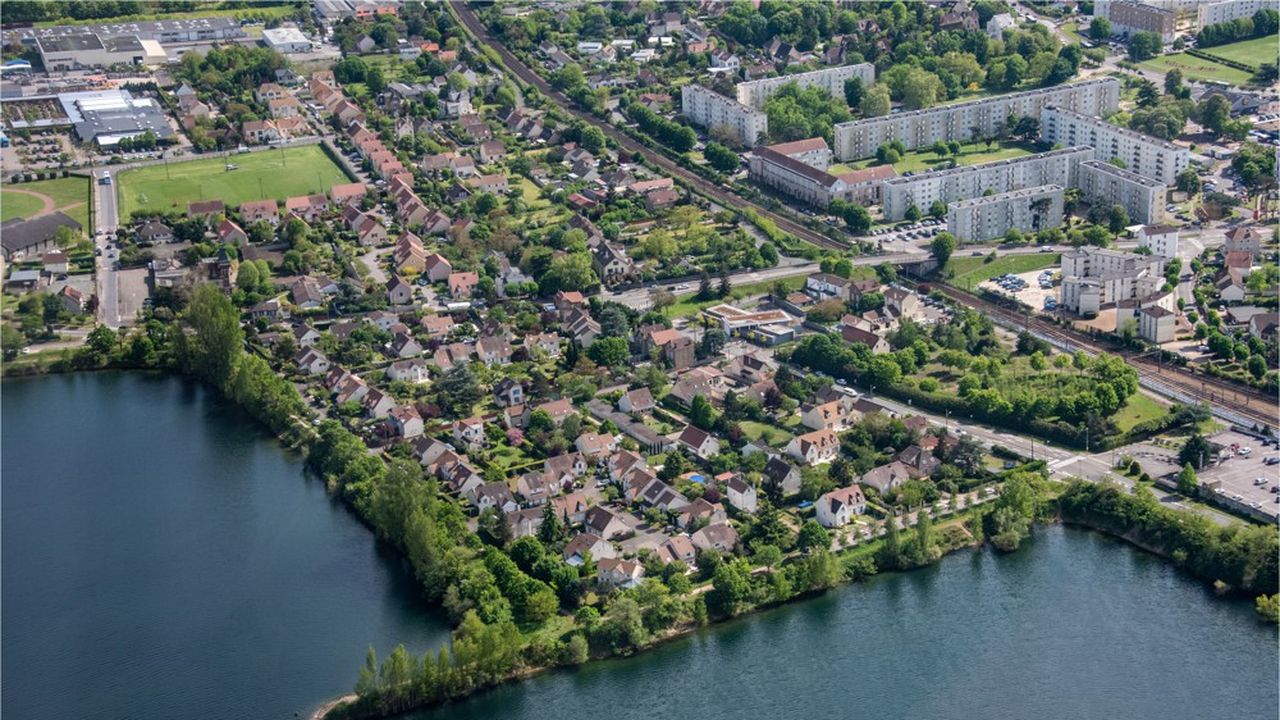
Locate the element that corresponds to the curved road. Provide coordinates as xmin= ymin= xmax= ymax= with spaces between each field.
xmin=449 ymin=2 xmax=851 ymax=253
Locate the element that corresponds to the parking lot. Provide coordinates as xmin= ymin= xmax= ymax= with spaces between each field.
xmin=978 ymin=268 xmax=1057 ymax=311
xmin=1199 ymin=430 xmax=1280 ymax=519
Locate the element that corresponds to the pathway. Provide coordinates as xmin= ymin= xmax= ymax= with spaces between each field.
xmin=3 ymin=187 xmax=57 ymax=216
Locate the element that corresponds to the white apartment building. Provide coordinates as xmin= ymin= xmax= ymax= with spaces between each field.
xmin=1060 ymin=247 xmax=1166 ymax=314
xmin=1138 ymin=305 xmax=1176 ymax=344
xmin=881 ymin=146 xmax=1091 ymax=221
xmin=1198 ymin=0 xmax=1273 ymax=28
xmin=735 ymin=63 xmax=875 ymax=109
xmin=1136 ymin=223 xmax=1179 ymax=259
xmin=833 ymin=78 xmax=1119 ymax=160
xmin=681 ymin=84 xmax=768 ymax=147
xmin=1076 ymin=159 xmax=1167 ymax=225
xmin=946 ymin=185 xmax=1064 ymax=244
xmin=1040 ymin=106 xmax=1189 ymax=185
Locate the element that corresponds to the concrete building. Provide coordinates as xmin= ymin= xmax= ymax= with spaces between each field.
xmin=1198 ymin=0 xmax=1273 ymax=27
xmin=1076 ymin=159 xmax=1166 ymax=225
xmin=833 ymin=78 xmax=1119 ymax=160
xmin=36 ymin=34 xmax=165 ymax=71
xmin=1040 ymin=106 xmax=1189 ymax=185
xmin=946 ymin=185 xmax=1064 ymax=244
xmin=1138 ymin=305 xmax=1176 ymax=344
xmin=986 ymin=13 xmax=1017 ymax=39
xmin=735 ymin=63 xmax=875 ymax=109
xmin=59 ymin=89 xmax=175 ymax=147
xmin=748 ymin=138 xmax=897 ymax=208
xmin=4 ymin=17 xmax=244 ymax=46
xmin=1096 ymin=1 xmax=1176 ymax=44
xmin=764 ymin=137 xmax=832 ymax=169
xmin=262 ymin=27 xmax=313 ymax=54
xmin=1136 ymin=224 xmax=1179 ymax=259
xmin=681 ymin=84 xmax=768 ymax=147
xmin=1060 ymin=246 xmax=1166 ymax=314
xmin=881 ymin=146 xmax=1091 ymax=221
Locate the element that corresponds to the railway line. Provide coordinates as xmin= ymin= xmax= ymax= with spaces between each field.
xmin=449 ymin=2 xmax=850 ymax=252
xmin=933 ymin=284 xmax=1278 ymax=430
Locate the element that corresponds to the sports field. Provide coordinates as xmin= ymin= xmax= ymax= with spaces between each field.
xmin=1198 ymin=36 xmax=1279 ymax=70
xmin=1 ymin=175 xmax=91 ymax=227
xmin=1138 ymin=53 xmax=1253 ymax=86
xmin=119 ymin=145 xmax=350 ymax=217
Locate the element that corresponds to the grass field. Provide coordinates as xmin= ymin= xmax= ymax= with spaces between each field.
xmin=1138 ymin=53 xmax=1253 ymax=86
xmin=1112 ymin=392 xmax=1169 ymax=433
xmin=844 ymin=141 xmax=1035 ymax=176
xmin=35 ymin=4 xmax=294 ymax=27
xmin=667 ymin=275 xmax=805 ymax=318
xmin=1198 ymin=35 xmax=1280 ymax=70
xmin=1 ymin=176 xmax=90 ymax=228
xmin=119 ymin=146 xmax=349 ymax=218
xmin=948 ymin=253 xmax=1059 ymax=287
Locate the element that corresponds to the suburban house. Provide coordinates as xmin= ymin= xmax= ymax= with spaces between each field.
xmin=860 ymin=460 xmax=914 ymax=495
xmin=618 ymin=387 xmax=655 ymax=414
xmin=677 ymin=424 xmax=721 ymax=460
xmin=690 ymin=522 xmax=739 ymax=553
xmin=763 ymin=456 xmax=802 ymax=496
xmin=723 ymin=474 xmax=758 ymax=514
xmin=786 ymin=428 xmax=839 ymax=465
xmin=816 ymin=486 xmax=867 ymax=528
xmin=584 ymin=506 xmax=630 ymax=540
xmin=564 ymin=532 xmax=616 ymax=566
xmin=597 ymin=558 xmax=645 ymax=589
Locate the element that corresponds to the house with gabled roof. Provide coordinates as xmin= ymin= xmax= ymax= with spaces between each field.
xmin=786 ymin=428 xmax=839 ymax=465
xmin=677 ymin=424 xmax=720 ymax=460
xmin=816 ymin=486 xmax=866 ymax=528
xmin=564 ymin=532 xmax=616 ymax=566
xmin=691 ymin=522 xmax=738 ymax=553
xmin=584 ymin=505 xmax=630 ymax=540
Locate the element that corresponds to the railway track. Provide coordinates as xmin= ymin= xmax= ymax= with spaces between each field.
xmin=449 ymin=2 xmax=849 ymax=252
xmin=933 ymin=284 xmax=1278 ymax=429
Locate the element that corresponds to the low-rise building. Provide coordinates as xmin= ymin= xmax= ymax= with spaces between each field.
xmin=816 ymin=485 xmax=867 ymax=528
xmin=1060 ymin=246 xmax=1166 ymax=315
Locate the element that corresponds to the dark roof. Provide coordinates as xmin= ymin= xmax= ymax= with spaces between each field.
xmin=753 ymin=146 xmax=840 ymax=189
xmin=1 ymin=211 xmax=80 ymax=254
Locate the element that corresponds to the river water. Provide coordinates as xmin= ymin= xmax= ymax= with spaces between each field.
xmin=3 ymin=373 xmax=1276 ymax=720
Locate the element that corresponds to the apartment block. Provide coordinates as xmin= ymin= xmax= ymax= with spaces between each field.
xmin=881 ymin=146 xmax=1091 ymax=221
xmin=833 ymin=78 xmax=1119 ymax=160
xmin=1060 ymin=246 xmax=1166 ymax=315
xmin=735 ymin=63 xmax=875 ymax=109
xmin=749 ymin=138 xmax=897 ymax=208
xmin=1197 ymin=0 xmax=1271 ymax=28
xmin=1096 ymin=1 xmax=1176 ymax=44
xmin=946 ymin=185 xmax=1064 ymax=244
xmin=1075 ymin=159 xmax=1167 ymax=224
xmin=681 ymin=84 xmax=768 ymax=147
xmin=1040 ymin=106 xmax=1188 ymax=185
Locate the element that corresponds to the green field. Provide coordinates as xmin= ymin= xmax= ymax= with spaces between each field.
xmin=1112 ymin=392 xmax=1169 ymax=433
xmin=35 ymin=4 xmax=294 ymax=27
xmin=666 ymin=276 xmax=806 ymax=318
xmin=1 ymin=176 xmax=91 ymax=228
xmin=119 ymin=146 xmax=350 ymax=218
xmin=948 ymin=253 xmax=1060 ymax=287
xmin=1138 ymin=53 xmax=1253 ymax=86
xmin=843 ymin=141 xmax=1035 ymax=176
xmin=1198 ymin=35 xmax=1280 ymax=70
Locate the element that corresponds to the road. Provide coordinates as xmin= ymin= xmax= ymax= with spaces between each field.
xmin=91 ymin=168 xmax=123 ymax=328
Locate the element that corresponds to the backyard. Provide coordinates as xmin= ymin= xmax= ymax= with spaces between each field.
xmin=118 ymin=146 xmax=350 ymax=218
xmin=1138 ymin=53 xmax=1254 ymax=86
xmin=1 ymin=175 xmax=91 ymax=228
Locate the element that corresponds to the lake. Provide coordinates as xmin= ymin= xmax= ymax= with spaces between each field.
xmin=3 ymin=372 xmax=1275 ymax=720
xmin=1 ymin=373 xmax=450 ymax=720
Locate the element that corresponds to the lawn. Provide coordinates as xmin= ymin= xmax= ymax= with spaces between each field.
xmin=1 ymin=175 xmax=91 ymax=228
xmin=849 ymin=141 xmax=1035 ymax=176
xmin=119 ymin=146 xmax=350 ymax=218
xmin=1138 ymin=53 xmax=1254 ymax=86
xmin=666 ymin=275 xmax=805 ymax=318
xmin=947 ymin=253 xmax=1060 ymax=287
xmin=1198 ymin=35 xmax=1280 ymax=70
xmin=1112 ymin=392 xmax=1169 ymax=433
xmin=738 ymin=420 xmax=794 ymax=448
xmin=35 ymin=4 xmax=295 ymax=27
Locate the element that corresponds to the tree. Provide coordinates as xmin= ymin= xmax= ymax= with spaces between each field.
xmin=435 ymin=362 xmax=483 ymax=418
xmin=365 ymin=66 xmax=386 ymax=94
xmin=86 ymin=325 xmax=117 ymax=357
xmin=586 ymin=336 xmax=628 ymax=369
xmin=579 ymin=125 xmax=605 ymax=153
xmin=860 ymin=83 xmax=891 ymax=118
xmin=1175 ymin=167 xmax=1201 ymax=195
xmin=706 ymin=560 xmax=751 ymax=617
xmin=930 ymin=232 xmax=957 ymax=266
xmin=797 ymin=519 xmax=830 ymax=553
xmin=689 ymin=395 xmax=715 ymax=430
xmin=1107 ymin=204 xmax=1130 ymax=233
xmin=843 ymin=77 xmax=865 ymax=108
xmin=1135 ymin=80 xmax=1160 ymax=108
xmin=1195 ymin=94 xmax=1232 ymax=136
xmin=929 ymin=200 xmax=947 ymax=220
xmin=1088 ymin=16 xmax=1112 ymax=41
xmin=704 ymin=142 xmax=739 ymax=173
xmin=178 ymin=284 xmax=243 ymax=390
xmin=540 ymin=253 xmax=599 ymax=294
xmin=1176 ymin=463 xmax=1198 ymax=496
xmin=904 ymin=204 xmax=921 ymax=222
xmin=1163 ymin=69 xmax=1183 ymax=95
xmin=1128 ymin=31 xmax=1162 ymax=61
xmin=1178 ymin=432 xmax=1213 ymax=470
